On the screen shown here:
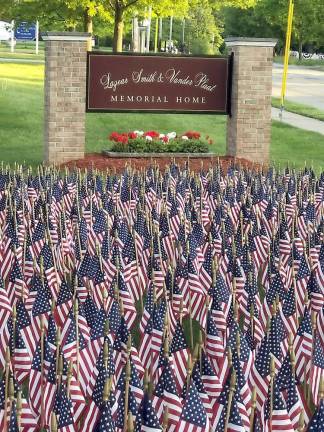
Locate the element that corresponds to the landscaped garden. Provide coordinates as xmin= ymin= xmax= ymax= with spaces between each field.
xmin=1 ymin=61 xmax=324 ymax=171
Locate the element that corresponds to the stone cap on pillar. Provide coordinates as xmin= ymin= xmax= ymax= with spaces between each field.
xmin=42 ymin=31 xmax=91 ymax=41
xmin=225 ymin=37 xmax=277 ymax=48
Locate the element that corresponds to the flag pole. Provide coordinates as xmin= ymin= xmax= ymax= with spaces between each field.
xmin=17 ymin=390 xmax=22 ymax=430
xmin=224 ymin=370 xmax=236 ymax=432
xmin=123 ymin=358 xmax=131 ymax=432
xmin=297 ymin=410 xmax=304 ymax=432
xmin=249 ymin=387 xmax=257 ymax=432
xmin=40 ymin=315 xmax=45 ymax=430
xmin=74 ymin=297 xmax=80 ymax=383
xmin=162 ymin=406 xmax=169 ymax=431
xmin=4 ymin=347 xmax=10 ymax=432
xmin=280 ymin=0 xmax=294 ymax=119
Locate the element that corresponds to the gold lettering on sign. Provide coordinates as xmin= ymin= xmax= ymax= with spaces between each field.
xmin=132 ymin=69 xmax=157 ymax=83
xmin=100 ymin=72 xmax=128 ymax=91
xmin=194 ymin=73 xmax=217 ymax=92
xmin=165 ymin=69 xmax=193 ymax=86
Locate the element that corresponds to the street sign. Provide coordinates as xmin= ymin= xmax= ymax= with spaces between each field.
xmin=15 ymin=22 xmax=36 ymax=40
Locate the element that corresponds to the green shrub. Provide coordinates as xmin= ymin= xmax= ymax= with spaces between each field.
xmin=110 ymin=138 xmax=210 ymax=153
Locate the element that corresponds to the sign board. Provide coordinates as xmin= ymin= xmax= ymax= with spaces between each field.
xmin=86 ymin=53 xmax=232 ymax=114
xmin=0 ymin=21 xmax=12 ymax=41
xmin=15 ymin=22 xmax=36 ymax=40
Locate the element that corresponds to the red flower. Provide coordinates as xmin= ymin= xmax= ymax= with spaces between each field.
xmin=162 ymin=136 xmax=169 ymax=143
xmin=109 ymin=132 xmax=120 ymax=142
xmin=144 ymin=130 xmax=160 ymax=139
xmin=184 ymin=131 xmax=200 ymax=139
xmin=128 ymin=132 xmax=137 ymax=139
xmin=120 ymin=135 xmax=129 ymax=144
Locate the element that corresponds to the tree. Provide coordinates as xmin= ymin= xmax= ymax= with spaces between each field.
xmin=186 ymin=0 xmax=221 ymax=54
xmin=257 ymin=0 xmax=324 ymax=59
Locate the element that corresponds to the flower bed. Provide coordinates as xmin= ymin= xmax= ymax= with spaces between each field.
xmin=107 ymin=130 xmax=213 ymax=153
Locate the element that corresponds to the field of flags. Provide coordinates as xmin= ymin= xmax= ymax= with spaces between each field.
xmin=0 ymin=160 xmax=324 ymax=431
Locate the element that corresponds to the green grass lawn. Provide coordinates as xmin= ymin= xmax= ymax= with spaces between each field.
xmin=272 ymin=97 xmax=324 ymax=122
xmin=0 ymin=61 xmax=323 ymax=171
xmin=274 ymin=55 xmax=324 ymax=71
xmin=0 ymin=41 xmax=45 ymax=60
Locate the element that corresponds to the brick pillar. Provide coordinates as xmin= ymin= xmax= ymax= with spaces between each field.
xmin=42 ymin=32 xmax=91 ymax=165
xmin=225 ymin=38 xmax=277 ymax=164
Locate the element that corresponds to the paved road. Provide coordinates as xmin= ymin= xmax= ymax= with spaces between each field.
xmin=272 ymin=63 xmax=324 ymax=110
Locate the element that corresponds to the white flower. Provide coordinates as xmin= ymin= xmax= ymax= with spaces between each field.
xmin=159 ymin=134 xmax=165 ymax=139
xmin=181 ymin=135 xmax=189 ymax=140
xmin=167 ymin=132 xmax=177 ymax=139
xmin=145 ymin=135 xmax=153 ymax=141
xmin=134 ymin=130 xmax=144 ymax=136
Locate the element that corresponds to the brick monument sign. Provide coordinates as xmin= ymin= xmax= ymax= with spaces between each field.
xmin=42 ymin=32 xmax=276 ymax=165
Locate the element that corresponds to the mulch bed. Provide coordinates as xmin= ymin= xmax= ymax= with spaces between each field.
xmin=61 ymin=153 xmax=261 ymax=173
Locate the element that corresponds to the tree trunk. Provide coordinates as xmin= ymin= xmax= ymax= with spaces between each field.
xmin=84 ymin=8 xmax=93 ymax=52
xmin=298 ymin=38 xmax=302 ymax=61
xmin=113 ymin=6 xmax=124 ymax=52
xmin=132 ymin=17 xmax=139 ymax=52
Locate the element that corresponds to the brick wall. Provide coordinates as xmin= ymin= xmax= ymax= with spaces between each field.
xmin=43 ymin=33 xmax=90 ymax=165
xmin=226 ymin=39 xmax=277 ymax=164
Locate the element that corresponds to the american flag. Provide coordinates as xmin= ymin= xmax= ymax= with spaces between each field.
xmin=308 ymin=398 xmax=324 ymax=431
xmin=54 ymin=384 xmax=76 ymax=432
xmin=310 ymin=334 xmax=324 ymax=406
xmin=135 ymin=392 xmax=162 ymax=432
xmin=152 ymin=362 xmax=182 ymax=430
xmin=263 ymin=380 xmax=295 ymax=432
xmin=0 ymin=161 xmax=322 ymax=431
xmin=178 ymin=380 xmax=210 ymax=431
xmin=170 ymin=323 xmax=190 ymax=393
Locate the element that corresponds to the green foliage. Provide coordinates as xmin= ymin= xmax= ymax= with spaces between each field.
xmin=186 ymin=0 xmax=222 ymax=54
xmin=254 ymin=0 xmax=323 ymax=54
xmin=109 ymin=138 xmax=210 ymax=153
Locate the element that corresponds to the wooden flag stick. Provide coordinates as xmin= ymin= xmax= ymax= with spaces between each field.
xmin=249 ymin=387 xmax=257 ymax=432
xmin=67 ymin=361 xmax=73 ymax=398
xmin=55 ymin=327 xmax=61 ymax=376
xmin=4 ymin=347 xmax=10 ymax=432
xmin=224 ymin=370 xmax=236 ymax=432
xmin=17 ymin=389 xmax=22 ymax=431
xmin=8 ymin=378 xmax=14 ymax=425
xmin=51 ymin=412 xmax=58 ymax=432
xmin=103 ymin=377 xmax=112 ymax=403
xmin=297 ymin=410 xmax=304 ymax=432
xmin=103 ymin=340 xmax=109 ymax=370
xmin=127 ymin=412 xmax=134 ymax=432
xmin=269 ymin=356 xmax=275 ymax=432
xmin=162 ymin=406 xmax=169 ymax=431
xmin=123 ymin=358 xmax=131 ymax=432
xmin=319 ymin=374 xmax=324 ymax=402
xmin=74 ymin=298 xmax=80 ymax=383
xmin=40 ymin=315 xmax=45 ymax=429
xmin=186 ymin=242 xmax=194 ymax=351
xmin=186 ymin=354 xmax=192 ymax=394
xmin=307 ymin=310 xmax=318 ymax=405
